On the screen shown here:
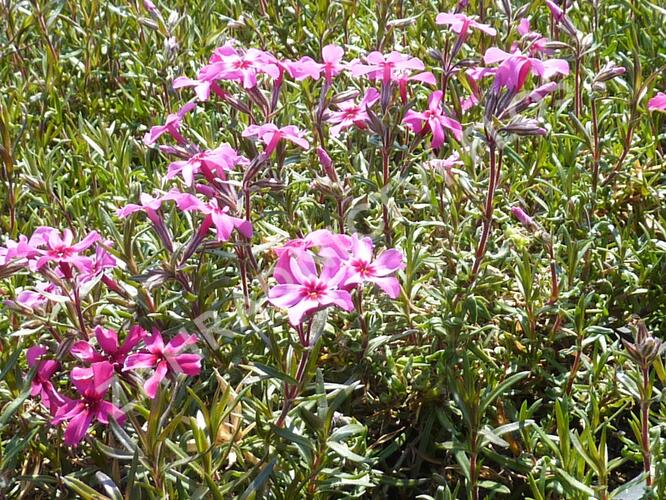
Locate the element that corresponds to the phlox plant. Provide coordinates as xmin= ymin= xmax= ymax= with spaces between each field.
xmin=1 ymin=0 xmax=665 ymax=498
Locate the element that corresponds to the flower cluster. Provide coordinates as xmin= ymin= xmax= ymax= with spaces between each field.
xmin=28 ymin=325 xmax=201 ymax=446
xmin=268 ymin=231 xmax=404 ymax=325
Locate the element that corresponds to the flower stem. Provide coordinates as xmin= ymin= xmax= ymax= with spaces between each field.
xmin=469 ymin=141 xmax=499 ymax=284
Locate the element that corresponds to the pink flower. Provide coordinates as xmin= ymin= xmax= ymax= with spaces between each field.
xmin=34 ymin=229 xmax=101 ymax=274
xmin=173 ymin=76 xmax=226 ymax=102
xmin=402 ymin=90 xmax=463 ymax=148
xmin=123 ymin=329 xmax=201 ymax=399
xmin=71 ymin=325 xmax=144 ymax=370
xmin=268 ymin=250 xmax=354 ymax=325
xmin=327 ymin=88 xmax=380 ymax=137
xmin=199 ymin=43 xmax=280 ymax=89
xmin=648 ymin=92 xmax=666 ymax=112
xmin=242 ymin=123 xmax=309 ymax=155
xmin=0 ymin=235 xmax=40 ymax=267
xmin=285 ymin=45 xmax=346 ymax=83
xmin=176 ymin=196 xmax=253 ymax=242
xmin=484 ymin=48 xmax=569 ymax=91
xmin=143 ymin=102 xmax=196 ymax=146
xmin=27 ymin=346 xmax=66 ymax=415
xmin=284 ymin=56 xmax=322 ymax=81
xmin=342 ymin=235 xmax=404 ymax=298
xmin=167 ymin=144 xmax=249 ymax=185
xmin=52 ymin=361 xmax=125 ymax=446
xmin=321 ymin=44 xmax=346 ymax=83
xmin=436 ymin=12 xmax=497 ymax=37
xmin=515 ymin=18 xmax=550 ymax=55
xmin=273 ymin=230 xmax=352 ymax=284
xmin=350 ymin=51 xmax=426 ymax=84
xmin=425 ymin=153 xmax=464 ymax=173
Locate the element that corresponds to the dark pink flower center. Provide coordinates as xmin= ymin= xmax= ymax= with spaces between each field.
xmin=352 ymin=259 xmax=375 ymax=277
xmin=304 ymin=281 xmax=327 ymax=300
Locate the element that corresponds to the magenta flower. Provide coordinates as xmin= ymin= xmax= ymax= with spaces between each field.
xmin=436 ymin=12 xmax=497 ymax=37
xmin=34 ymin=229 xmax=101 ymax=275
xmin=327 ymin=88 xmax=380 ymax=137
xmin=167 ymin=144 xmax=249 ymax=185
xmin=484 ymin=48 xmax=569 ymax=91
xmin=27 ymin=346 xmax=66 ymax=415
xmin=342 ymin=235 xmax=404 ymax=298
xmin=71 ymin=325 xmax=144 ymax=370
xmin=648 ymin=92 xmax=666 ymax=112
xmin=143 ymin=102 xmax=196 ymax=146
xmin=402 ymin=90 xmax=463 ymax=148
xmin=123 ymin=329 xmax=202 ymax=399
xmin=350 ymin=51 xmax=426 ymax=84
xmin=52 ymin=361 xmax=125 ymax=446
xmin=268 ymin=250 xmax=354 ymax=325
xmin=242 ymin=123 xmax=309 ymax=155
xmin=176 ymin=196 xmax=253 ymax=242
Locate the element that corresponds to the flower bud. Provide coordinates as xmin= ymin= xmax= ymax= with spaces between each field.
xmin=500 ymin=117 xmax=547 ymax=136
xmin=511 ymin=206 xmax=537 ymax=230
xmin=594 ymin=62 xmax=626 ymax=83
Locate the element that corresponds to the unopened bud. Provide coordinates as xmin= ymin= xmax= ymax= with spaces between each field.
xmin=501 ymin=117 xmax=547 ymax=136
xmin=511 ymin=206 xmax=537 ymax=230
xmin=594 ymin=62 xmax=626 ymax=83
xmin=387 ymin=17 xmax=416 ymax=29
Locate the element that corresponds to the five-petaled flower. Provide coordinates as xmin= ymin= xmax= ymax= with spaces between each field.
xmin=402 ymin=90 xmax=463 ymax=148
xmin=71 ymin=325 xmax=144 ymax=371
xmin=342 ymin=235 xmax=404 ymax=298
xmin=268 ymin=250 xmax=354 ymax=325
xmin=242 ymin=123 xmax=309 ymax=155
xmin=436 ymin=12 xmax=497 ymax=37
xmin=123 ymin=329 xmax=202 ymax=399
xmin=327 ymin=88 xmax=380 ymax=137
xmin=52 ymin=361 xmax=125 ymax=446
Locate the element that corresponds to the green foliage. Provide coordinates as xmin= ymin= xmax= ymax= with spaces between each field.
xmin=0 ymin=0 xmax=665 ymax=498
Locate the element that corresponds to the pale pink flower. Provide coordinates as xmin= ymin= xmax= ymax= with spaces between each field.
xmin=242 ymin=123 xmax=309 ymax=155
xmin=199 ymin=43 xmax=280 ymax=89
xmin=350 ymin=51 xmax=426 ymax=84
xmin=436 ymin=12 xmax=497 ymax=37
xmin=34 ymin=229 xmax=101 ymax=274
xmin=176 ymin=196 xmax=253 ymax=242
xmin=342 ymin=235 xmax=404 ymax=298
